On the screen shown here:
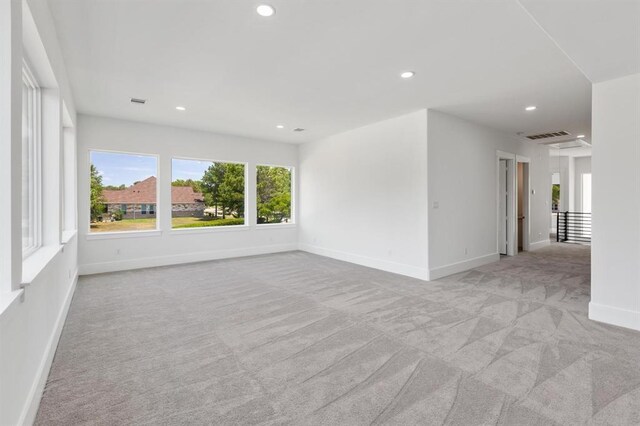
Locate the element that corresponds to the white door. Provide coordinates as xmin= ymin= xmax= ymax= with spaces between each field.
xmin=498 ymin=159 xmax=508 ymax=254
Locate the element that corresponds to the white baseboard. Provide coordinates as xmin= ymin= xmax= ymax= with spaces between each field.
xmin=589 ymin=302 xmax=640 ymax=332
xmin=429 ymin=253 xmax=499 ymax=280
xmin=298 ymin=244 xmax=429 ymax=281
xmin=20 ymin=270 xmax=78 ymax=426
xmin=529 ymin=239 xmax=551 ymax=251
xmin=79 ymin=243 xmax=298 ymax=275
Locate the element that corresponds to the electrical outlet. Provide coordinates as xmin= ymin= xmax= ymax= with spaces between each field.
xmin=116 ymin=249 xmax=121 ymax=255
xmin=433 ymin=201 xmax=439 ymax=209
xmin=464 ymin=248 xmax=468 ymax=255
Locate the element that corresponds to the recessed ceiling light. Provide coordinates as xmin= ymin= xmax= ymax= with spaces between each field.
xmin=276 ymin=125 xmax=284 ymax=129
xmin=576 ymin=134 xmax=585 ymax=138
xmin=176 ymin=106 xmax=186 ymax=111
xmin=400 ymin=71 xmax=415 ymax=79
xmin=256 ymin=4 xmax=275 ymax=17
xmin=525 ymin=106 xmax=537 ymax=111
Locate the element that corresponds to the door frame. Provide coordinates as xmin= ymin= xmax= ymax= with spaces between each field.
xmin=496 ymin=151 xmax=516 ymax=256
xmin=516 ymin=155 xmax=531 ymax=252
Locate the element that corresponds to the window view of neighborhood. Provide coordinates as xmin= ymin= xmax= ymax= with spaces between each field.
xmin=90 ymin=151 xmax=158 ymax=232
xmin=257 ymin=165 xmax=292 ymax=224
xmin=171 ymin=158 xmax=246 ymax=228
xmin=89 ymin=154 xmax=294 ymax=232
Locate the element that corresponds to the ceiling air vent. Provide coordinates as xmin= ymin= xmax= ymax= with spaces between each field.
xmin=130 ymin=97 xmax=147 ymax=105
xmin=525 ymin=130 xmax=570 ymax=140
xmin=293 ymin=128 xmax=305 ymax=132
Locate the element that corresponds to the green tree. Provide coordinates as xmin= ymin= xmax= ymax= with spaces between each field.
xmin=257 ymin=166 xmax=291 ymax=223
xmin=201 ymin=163 xmax=245 ymax=218
xmin=172 ymin=178 xmax=203 ymax=193
xmin=90 ymin=164 xmax=105 ymax=221
xmin=104 ymin=184 xmax=125 ymax=190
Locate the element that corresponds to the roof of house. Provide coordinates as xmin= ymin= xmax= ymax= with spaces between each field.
xmin=102 ymin=176 xmax=203 ymax=204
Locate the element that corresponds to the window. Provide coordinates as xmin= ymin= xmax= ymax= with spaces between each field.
xmin=256 ymin=165 xmax=293 ymax=224
xmin=171 ymin=158 xmax=246 ymax=229
xmin=89 ymin=151 xmax=158 ymax=233
xmin=62 ymin=127 xmax=77 ymax=234
xmin=22 ymin=64 xmax=42 ymax=257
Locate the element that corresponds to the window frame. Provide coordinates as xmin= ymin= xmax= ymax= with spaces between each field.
xmin=22 ymin=61 xmax=42 ymax=259
xmin=87 ymin=149 xmax=160 ymax=237
xmin=255 ymin=163 xmax=295 ymax=227
xmin=170 ymin=156 xmax=249 ymax=232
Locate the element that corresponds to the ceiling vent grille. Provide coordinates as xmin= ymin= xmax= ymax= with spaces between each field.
xmin=130 ymin=97 xmax=147 ymax=104
xmin=525 ymin=130 xmax=570 ymax=140
xmin=293 ymin=128 xmax=305 ymax=132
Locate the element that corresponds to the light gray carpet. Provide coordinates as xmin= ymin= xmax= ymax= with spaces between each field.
xmin=36 ymin=245 xmax=640 ymax=425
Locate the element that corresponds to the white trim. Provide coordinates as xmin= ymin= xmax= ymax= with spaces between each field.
xmin=528 ymin=239 xmax=550 ymax=251
xmin=299 ymin=243 xmax=429 ymax=281
xmin=255 ymin=223 xmax=296 ymax=230
xmin=496 ymin=151 xmax=516 ymax=256
xmin=429 ymin=253 xmax=500 ymax=280
xmin=79 ymin=243 xmax=298 ymax=275
xmin=170 ymin=224 xmax=250 ymax=235
xmin=589 ymin=302 xmax=640 ymax=332
xmin=20 ymin=270 xmax=78 ymax=426
xmin=86 ymin=229 xmax=162 ymax=240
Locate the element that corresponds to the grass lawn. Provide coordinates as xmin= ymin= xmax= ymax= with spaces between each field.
xmin=172 ymin=216 xmax=244 ymax=228
xmin=89 ymin=216 xmax=244 ymax=233
xmin=90 ymin=218 xmax=157 ymax=232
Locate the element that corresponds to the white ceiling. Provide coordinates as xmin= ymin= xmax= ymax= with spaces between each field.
xmin=519 ymin=0 xmax=640 ymax=84
xmin=48 ymin=0 xmax=595 ymax=144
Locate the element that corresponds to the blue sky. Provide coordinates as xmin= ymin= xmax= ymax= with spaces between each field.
xmin=172 ymin=159 xmax=211 ymax=181
xmin=91 ymin=152 xmax=157 ymax=186
xmin=91 ymin=153 xmax=212 ymax=187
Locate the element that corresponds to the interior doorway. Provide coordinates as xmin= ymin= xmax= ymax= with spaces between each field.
xmin=497 ymin=152 xmax=530 ymax=256
xmin=517 ymin=162 xmax=530 ymax=252
xmin=498 ymin=159 xmax=509 ymax=255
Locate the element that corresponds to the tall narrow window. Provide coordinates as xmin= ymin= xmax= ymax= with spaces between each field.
xmin=171 ymin=158 xmax=246 ymax=229
xmin=62 ymin=128 xmax=77 ymax=233
xmin=22 ymin=64 xmax=42 ymax=257
xmin=256 ymin=165 xmax=293 ymax=224
xmin=89 ymin=151 xmax=158 ymax=233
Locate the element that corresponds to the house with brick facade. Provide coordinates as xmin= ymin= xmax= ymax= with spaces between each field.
xmin=102 ymin=176 xmax=204 ymax=219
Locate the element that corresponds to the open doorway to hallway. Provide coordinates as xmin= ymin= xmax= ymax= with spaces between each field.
xmin=497 ymin=152 xmax=530 ymax=257
xmin=517 ymin=161 xmax=530 ymax=252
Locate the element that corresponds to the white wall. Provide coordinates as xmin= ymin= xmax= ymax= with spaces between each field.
xmin=427 ymin=110 xmax=551 ymax=279
xmin=77 ymin=115 xmax=299 ymax=274
xmin=298 ymin=110 xmax=429 ymax=280
xmin=573 ymin=156 xmax=591 ymax=211
xmin=590 ymin=72 xmax=640 ymax=331
xmin=0 ymin=0 xmax=79 ymax=424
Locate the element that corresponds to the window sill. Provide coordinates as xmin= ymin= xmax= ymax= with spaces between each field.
xmin=0 ymin=289 xmax=23 ymax=318
xmin=170 ymin=225 xmax=250 ymax=235
xmin=86 ymin=230 xmax=162 ymax=240
xmin=23 ymin=244 xmax=63 ymax=285
xmin=255 ymin=223 xmax=297 ymax=230
xmin=61 ymin=229 xmax=78 ymax=244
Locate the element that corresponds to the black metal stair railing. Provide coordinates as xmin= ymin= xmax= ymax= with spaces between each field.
xmin=557 ymin=211 xmax=591 ymax=244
